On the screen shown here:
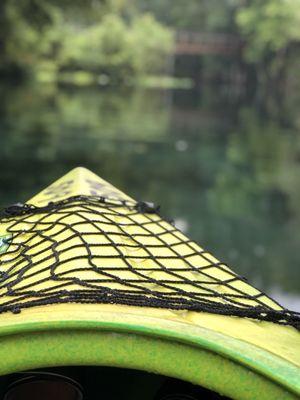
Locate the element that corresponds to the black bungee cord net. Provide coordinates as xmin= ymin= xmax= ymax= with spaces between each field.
xmin=0 ymin=195 xmax=299 ymax=330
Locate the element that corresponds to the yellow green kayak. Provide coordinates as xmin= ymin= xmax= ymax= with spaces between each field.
xmin=0 ymin=167 xmax=299 ymax=400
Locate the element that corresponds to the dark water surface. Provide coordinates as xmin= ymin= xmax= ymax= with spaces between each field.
xmin=0 ymin=83 xmax=299 ymax=310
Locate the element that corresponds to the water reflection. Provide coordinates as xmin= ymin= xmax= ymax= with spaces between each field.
xmin=0 ymin=83 xmax=299 ymax=309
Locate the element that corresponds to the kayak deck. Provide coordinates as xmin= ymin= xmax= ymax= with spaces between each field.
xmin=0 ymin=168 xmax=294 ymax=323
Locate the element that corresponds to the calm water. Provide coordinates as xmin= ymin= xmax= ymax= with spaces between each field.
xmin=0 ymin=83 xmax=299 ymax=310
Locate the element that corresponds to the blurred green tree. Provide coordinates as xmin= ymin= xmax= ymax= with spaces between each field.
xmin=0 ymin=0 xmax=173 ymax=83
xmin=236 ymin=0 xmax=300 ymax=81
xmin=59 ymin=13 xmax=173 ymax=83
xmin=136 ymin=0 xmax=238 ymax=32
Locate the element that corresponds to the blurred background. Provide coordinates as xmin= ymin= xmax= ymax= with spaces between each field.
xmin=0 ymin=0 xmax=300 ymax=309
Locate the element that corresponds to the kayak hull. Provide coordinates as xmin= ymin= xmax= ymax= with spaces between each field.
xmin=0 ymin=303 xmax=299 ymax=400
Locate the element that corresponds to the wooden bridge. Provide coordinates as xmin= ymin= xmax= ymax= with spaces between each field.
xmin=175 ymin=31 xmax=243 ymax=55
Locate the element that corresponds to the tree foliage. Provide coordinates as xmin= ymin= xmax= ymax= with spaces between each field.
xmin=1 ymin=0 xmax=300 ymax=86
xmin=234 ymin=0 xmax=300 ymax=84
xmin=0 ymin=0 xmax=173 ymax=82
xmin=59 ymin=14 xmax=172 ymax=81
xmin=136 ymin=0 xmax=238 ymax=32
xmin=236 ymin=0 xmax=300 ymax=62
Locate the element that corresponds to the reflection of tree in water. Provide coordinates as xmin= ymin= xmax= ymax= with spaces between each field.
xmin=173 ymin=108 xmax=300 ymax=295
xmin=0 ymin=84 xmax=299 ymax=297
xmin=0 ymin=84 xmax=170 ymax=201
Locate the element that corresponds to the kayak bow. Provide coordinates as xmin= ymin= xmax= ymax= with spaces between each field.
xmin=0 ymin=167 xmax=299 ymax=400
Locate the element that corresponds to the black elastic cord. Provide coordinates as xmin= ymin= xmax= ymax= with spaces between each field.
xmin=0 ymin=196 xmax=299 ymax=330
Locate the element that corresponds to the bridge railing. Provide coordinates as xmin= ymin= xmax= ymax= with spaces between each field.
xmin=175 ymin=31 xmax=243 ymax=55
